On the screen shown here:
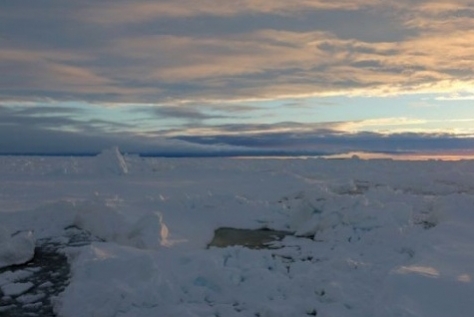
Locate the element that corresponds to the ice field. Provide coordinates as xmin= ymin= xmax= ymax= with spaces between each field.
xmin=1 ymin=148 xmax=474 ymax=317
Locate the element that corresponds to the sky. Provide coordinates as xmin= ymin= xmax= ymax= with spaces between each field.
xmin=1 ymin=0 xmax=474 ymax=156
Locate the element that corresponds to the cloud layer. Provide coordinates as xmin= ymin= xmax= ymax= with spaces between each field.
xmin=1 ymin=104 xmax=473 ymax=156
xmin=2 ymin=1 xmax=474 ymax=156
xmin=2 ymin=0 xmax=474 ymax=103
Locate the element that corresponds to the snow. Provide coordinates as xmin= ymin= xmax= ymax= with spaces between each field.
xmin=1 ymin=282 xmax=34 ymax=296
xmin=94 ymin=146 xmax=129 ymax=175
xmin=0 ymin=227 xmax=35 ymax=269
xmin=0 ymin=270 xmax=33 ymax=287
xmin=1 ymin=154 xmax=474 ymax=316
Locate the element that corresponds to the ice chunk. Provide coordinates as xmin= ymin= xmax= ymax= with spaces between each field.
xmin=94 ymin=146 xmax=128 ymax=175
xmin=1 ymin=282 xmax=34 ymax=296
xmin=73 ymin=198 xmax=176 ymax=250
xmin=55 ymin=243 xmax=165 ymax=317
xmin=127 ymin=212 xmax=169 ymax=249
xmin=0 ymin=226 xmax=35 ymax=269
xmin=73 ymin=199 xmax=127 ymax=243
xmin=0 ymin=270 xmax=33 ymax=286
xmin=17 ymin=292 xmax=46 ymax=304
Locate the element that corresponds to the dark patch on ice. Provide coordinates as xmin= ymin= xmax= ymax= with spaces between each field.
xmin=332 ymin=180 xmax=372 ymax=195
xmin=416 ymin=219 xmax=438 ymax=229
xmin=413 ymin=212 xmax=439 ymax=230
xmin=208 ymin=227 xmax=293 ymax=249
xmin=0 ymin=227 xmax=100 ymax=317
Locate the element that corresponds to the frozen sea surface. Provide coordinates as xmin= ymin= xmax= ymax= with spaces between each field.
xmin=1 ymin=151 xmax=474 ymax=316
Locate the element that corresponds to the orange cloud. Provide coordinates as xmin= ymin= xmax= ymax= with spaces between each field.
xmin=3 ymin=1 xmax=474 ymax=103
xmin=0 ymin=48 xmax=158 ymax=102
xmin=104 ymin=23 xmax=474 ymax=102
xmin=81 ymin=0 xmax=379 ymax=24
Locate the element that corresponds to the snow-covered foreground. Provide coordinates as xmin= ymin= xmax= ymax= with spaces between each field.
xmin=1 ymin=149 xmax=474 ymax=316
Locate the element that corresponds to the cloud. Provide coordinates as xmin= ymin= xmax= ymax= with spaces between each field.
xmin=435 ymin=93 xmax=474 ymax=101
xmin=0 ymin=104 xmax=133 ymax=135
xmin=0 ymin=121 xmax=238 ymax=155
xmin=1 ymin=104 xmax=473 ymax=156
xmin=397 ymin=0 xmax=474 ymax=32
xmin=132 ymin=103 xmax=263 ymax=125
xmin=4 ymin=0 xmax=474 ymax=158
xmin=80 ymin=0 xmax=379 ymax=24
xmin=153 ymin=121 xmax=343 ymax=138
xmin=137 ymin=106 xmax=227 ymax=122
xmin=0 ymin=104 xmax=252 ymax=155
xmin=170 ymin=124 xmax=474 ymax=155
xmin=0 ymin=105 xmax=125 ymax=153
xmin=1 ymin=0 xmax=474 ymax=105
xmin=0 ymin=105 xmax=82 ymax=129
xmin=0 ymin=48 xmax=123 ymax=101
xmin=337 ymin=118 xmax=429 ymax=132
xmin=102 ymin=30 xmax=416 ymax=101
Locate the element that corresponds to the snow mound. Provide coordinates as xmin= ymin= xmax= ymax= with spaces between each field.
xmin=0 ymin=226 xmax=35 ymax=269
xmin=127 ymin=212 xmax=172 ymax=249
xmin=286 ymin=183 xmax=415 ymax=239
xmin=0 ymin=198 xmax=171 ymax=252
xmin=94 ymin=147 xmax=128 ymax=175
xmin=56 ymin=243 xmax=172 ymax=317
xmin=73 ymin=199 xmax=171 ymax=250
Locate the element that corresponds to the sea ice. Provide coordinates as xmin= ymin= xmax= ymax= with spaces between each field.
xmin=0 ymin=227 xmax=35 ymax=269
xmin=1 ymin=282 xmax=34 ymax=296
xmin=1 ymin=155 xmax=474 ymax=316
xmin=94 ymin=146 xmax=128 ymax=175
